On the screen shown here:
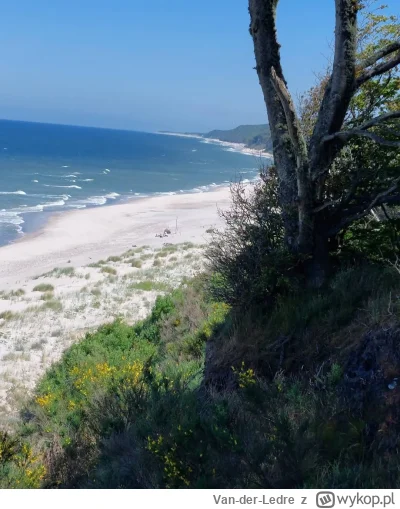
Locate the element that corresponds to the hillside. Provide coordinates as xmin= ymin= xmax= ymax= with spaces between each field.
xmin=204 ymin=124 xmax=272 ymax=151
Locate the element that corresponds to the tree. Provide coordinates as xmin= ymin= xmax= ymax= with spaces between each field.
xmin=248 ymin=0 xmax=400 ymax=285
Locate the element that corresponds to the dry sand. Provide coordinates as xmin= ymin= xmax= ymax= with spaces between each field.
xmin=0 ymin=187 xmax=231 ymax=425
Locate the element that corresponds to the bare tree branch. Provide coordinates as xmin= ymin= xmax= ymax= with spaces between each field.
xmin=323 ymin=111 xmax=400 ymax=147
xmin=328 ymin=130 xmax=400 ymax=147
xmin=270 ymin=67 xmax=308 ymax=166
xmin=270 ymin=66 xmax=313 ymax=252
xmin=309 ymin=0 xmax=358 ymax=176
xmin=329 ymin=177 xmax=400 ymax=234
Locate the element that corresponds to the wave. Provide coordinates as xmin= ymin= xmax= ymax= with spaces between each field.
xmin=0 ymin=210 xmax=24 ymax=225
xmin=68 ymin=192 xmax=121 ymax=208
xmin=0 ymin=190 xmax=26 ymax=195
xmin=80 ymin=179 xmax=94 ymax=182
xmin=43 ymin=185 xmax=82 ymax=189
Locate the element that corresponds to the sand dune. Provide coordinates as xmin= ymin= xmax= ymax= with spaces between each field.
xmin=0 ymin=188 xmax=231 ymax=426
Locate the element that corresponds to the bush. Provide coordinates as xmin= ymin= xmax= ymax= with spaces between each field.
xmin=33 ymin=284 xmax=54 ymax=292
xmin=207 ymin=168 xmax=299 ymax=307
xmin=101 ymin=266 xmax=117 ymax=276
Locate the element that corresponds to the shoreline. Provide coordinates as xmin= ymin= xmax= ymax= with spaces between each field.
xmin=158 ymin=131 xmax=273 ymax=159
xmin=0 ymin=186 xmax=231 ymax=290
xmin=0 ymin=187 xmax=234 ymax=422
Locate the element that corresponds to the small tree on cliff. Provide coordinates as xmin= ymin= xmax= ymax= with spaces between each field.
xmin=248 ymin=0 xmax=400 ymax=285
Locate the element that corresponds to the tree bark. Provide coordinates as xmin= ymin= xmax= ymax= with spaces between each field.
xmin=248 ymin=0 xmax=298 ymax=250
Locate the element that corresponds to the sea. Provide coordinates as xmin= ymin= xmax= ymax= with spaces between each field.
xmin=0 ymin=119 xmax=268 ymax=247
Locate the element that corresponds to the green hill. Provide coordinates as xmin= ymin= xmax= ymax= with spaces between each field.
xmin=204 ymin=124 xmax=272 ymax=151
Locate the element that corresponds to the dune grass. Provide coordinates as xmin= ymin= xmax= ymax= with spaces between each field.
xmin=33 ymin=284 xmax=54 ymax=292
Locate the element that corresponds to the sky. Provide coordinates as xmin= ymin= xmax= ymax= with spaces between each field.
xmin=0 ymin=1 xmax=350 ymax=133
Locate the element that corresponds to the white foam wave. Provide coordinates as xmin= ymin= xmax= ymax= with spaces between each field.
xmin=32 ymin=180 xmax=39 ymax=183
xmin=0 ymin=211 xmax=24 ymax=225
xmin=43 ymin=185 xmax=82 ymax=189
xmin=0 ymin=190 xmax=26 ymax=195
xmin=69 ymin=192 xmax=119 ymax=208
xmin=80 ymin=179 xmax=94 ymax=182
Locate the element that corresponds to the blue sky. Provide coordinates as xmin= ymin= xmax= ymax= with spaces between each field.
xmin=0 ymin=1 xmax=359 ymax=132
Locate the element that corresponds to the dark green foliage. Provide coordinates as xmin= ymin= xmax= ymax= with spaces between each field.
xmin=207 ymin=168 xmax=299 ymax=307
xmin=204 ymin=124 xmax=273 ymax=151
xmin=343 ymin=216 xmax=400 ymax=265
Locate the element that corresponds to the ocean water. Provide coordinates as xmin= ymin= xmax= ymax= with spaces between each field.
xmin=0 ymin=119 xmax=267 ymax=247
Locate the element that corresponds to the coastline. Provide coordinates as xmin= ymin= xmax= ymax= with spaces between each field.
xmin=159 ymin=131 xmax=273 ymax=159
xmin=0 ymin=186 xmax=231 ymax=290
xmin=0 ymin=186 xmax=233 ymax=422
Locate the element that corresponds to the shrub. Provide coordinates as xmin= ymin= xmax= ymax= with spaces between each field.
xmin=207 ymin=168 xmax=298 ymax=307
xmin=129 ymin=281 xmax=169 ymax=292
xmin=0 ymin=310 xmax=14 ymax=321
xmin=40 ymin=299 xmax=63 ymax=312
xmin=0 ymin=433 xmax=46 ymax=488
xmin=107 ymin=256 xmax=121 ymax=263
xmin=101 ymin=266 xmax=117 ymax=276
xmin=33 ymin=284 xmax=54 ymax=292
xmin=155 ymin=251 xmax=168 ymax=259
xmin=0 ymin=289 xmax=25 ymax=299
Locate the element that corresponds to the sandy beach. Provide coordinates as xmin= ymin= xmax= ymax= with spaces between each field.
xmin=0 ymin=187 xmax=231 ymax=424
xmin=159 ymin=131 xmax=273 ymax=159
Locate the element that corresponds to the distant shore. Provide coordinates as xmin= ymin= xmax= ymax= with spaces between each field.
xmin=159 ymin=131 xmax=273 ymax=159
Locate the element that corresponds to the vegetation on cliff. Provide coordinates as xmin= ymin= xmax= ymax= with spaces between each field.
xmin=204 ymin=124 xmax=273 ymax=151
xmin=0 ymin=0 xmax=399 ymax=489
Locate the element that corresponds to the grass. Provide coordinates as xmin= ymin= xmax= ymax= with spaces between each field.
xmin=2 ymin=265 xmax=400 ymax=489
xmin=0 ymin=289 xmax=25 ymax=299
xmin=107 ymin=256 xmax=122 ymax=263
xmin=182 ymin=242 xmax=195 ymax=250
xmin=31 ymin=340 xmax=47 ymax=350
xmin=88 ymin=260 xmax=106 ymax=268
xmin=101 ymin=266 xmax=117 ymax=276
xmin=2 ymin=352 xmax=30 ymax=362
xmin=153 ymin=259 xmax=162 ymax=267
xmin=40 ymin=292 xmax=54 ymax=301
xmin=0 ymin=311 xmax=15 ymax=321
xmin=129 ymin=281 xmax=170 ymax=292
xmin=36 ymin=267 xmax=76 ymax=278
xmin=33 ymin=284 xmax=55 ymax=292
xmin=155 ymin=251 xmax=169 ymax=259
xmin=40 ymin=299 xmax=63 ymax=312
xmin=131 ymin=260 xmax=142 ymax=269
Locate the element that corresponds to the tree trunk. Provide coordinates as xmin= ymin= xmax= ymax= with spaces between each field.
xmin=306 ymin=230 xmax=331 ymax=288
xmin=248 ymin=0 xmax=299 ymax=251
